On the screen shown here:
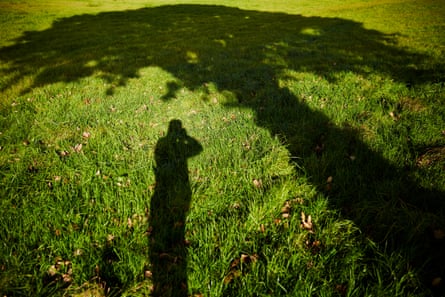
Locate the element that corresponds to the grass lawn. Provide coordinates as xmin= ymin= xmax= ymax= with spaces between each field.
xmin=0 ymin=0 xmax=444 ymax=296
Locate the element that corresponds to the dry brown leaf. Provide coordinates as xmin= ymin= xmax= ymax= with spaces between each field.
xmin=73 ymin=143 xmax=83 ymax=153
xmin=433 ymin=229 xmax=445 ymax=240
xmin=432 ymin=277 xmax=442 ymax=287
xmin=326 ymin=183 xmax=332 ymax=191
xmin=48 ymin=265 xmax=57 ymax=276
xmin=281 ymin=201 xmax=291 ymax=214
xmin=240 ymin=254 xmax=250 ymax=263
xmin=389 ymin=111 xmax=399 ymax=120
xmin=273 ymin=218 xmax=282 ymax=225
xmin=282 ymin=213 xmax=290 ymax=219
xmin=231 ymin=202 xmax=241 ymax=209
xmin=74 ymin=249 xmax=83 ymax=257
xmin=62 ymin=273 xmax=72 ymax=283
xmin=259 ymin=224 xmax=265 ymax=233
xmin=335 ymin=283 xmax=347 ymax=296
xmin=301 ymin=212 xmax=313 ymax=232
xmin=253 ymin=179 xmax=263 ymax=188
xmin=230 ymin=257 xmax=240 ymax=269
xmin=292 ymin=197 xmax=304 ymax=205
xmin=59 ymin=150 xmax=69 ymax=157
xmin=223 ymin=270 xmax=241 ymax=284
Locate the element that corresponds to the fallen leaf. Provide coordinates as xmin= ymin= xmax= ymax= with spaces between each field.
xmin=281 ymin=201 xmax=291 ymax=214
xmin=250 ymin=253 xmax=259 ymax=262
xmin=48 ymin=265 xmax=57 ymax=276
xmin=73 ymin=249 xmax=83 ymax=257
xmin=230 ymin=257 xmax=240 ymax=269
xmin=389 ymin=111 xmax=399 ymax=120
xmin=301 ymin=212 xmax=314 ymax=232
xmin=62 ymin=273 xmax=72 ymax=283
xmin=252 ymin=179 xmax=262 ymax=188
xmin=306 ymin=239 xmax=322 ymax=254
xmin=73 ymin=143 xmax=83 ymax=153
xmin=240 ymin=253 xmax=259 ymax=264
xmin=335 ymin=283 xmax=347 ymax=296
xmin=223 ymin=270 xmax=241 ymax=284
xmin=259 ymin=224 xmax=265 ymax=233
xmin=292 ymin=197 xmax=304 ymax=205
xmin=144 ymin=270 xmax=153 ymax=278
xmin=58 ymin=150 xmax=69 ymax=157
xmin=326 ymin=183 xmax=332 ymax=191
xmin=433 ymin=229 xmax=445 ymax=240
xmin=136 ymin=104 xmax=148 ymax=113
xmin=240 ymin=254 xmax=250 ymax=263
xmin=231 ymin=202 xmax=241 ymax=209
xmin=82 ymin=131 xmax=91 ymax=139
xmin=432 ymin=277 xmax=442 ymax=287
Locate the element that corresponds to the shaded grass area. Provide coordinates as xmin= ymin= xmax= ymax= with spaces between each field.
xmin=0 ymin=1 xmax=444 ymax=296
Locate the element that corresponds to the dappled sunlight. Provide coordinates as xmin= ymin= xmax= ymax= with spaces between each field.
xmin=0 ymin=4 xmax=439 ymax=98
xmin=0 ymin=3 xmax=444 ymax=296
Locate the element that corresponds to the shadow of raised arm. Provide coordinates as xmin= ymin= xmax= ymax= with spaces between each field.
xmin=149 ymin=119 xmax=202 ymax=297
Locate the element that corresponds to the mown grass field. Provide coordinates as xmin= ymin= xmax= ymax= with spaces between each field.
xmin=0 ymin=0 xmax=444 ymax=296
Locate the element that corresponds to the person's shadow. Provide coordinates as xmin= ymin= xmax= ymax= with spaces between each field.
xmin=149 ymin=119 xmax=202 ymax=297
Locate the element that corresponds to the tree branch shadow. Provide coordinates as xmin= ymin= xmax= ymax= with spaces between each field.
xmin=1 ymin=4 xmax=444 ymax=295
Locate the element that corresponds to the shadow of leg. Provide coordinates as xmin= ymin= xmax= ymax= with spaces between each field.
xmin=149 ymin=120 xmax=202 ymax=297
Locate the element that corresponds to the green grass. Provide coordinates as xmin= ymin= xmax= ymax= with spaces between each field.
xmin=0 ymin=0 xmax=444 ymax=296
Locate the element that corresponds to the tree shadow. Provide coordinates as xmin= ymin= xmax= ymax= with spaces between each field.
xmin=1 ymin=5 xmax=442 ymax=96
xmin=149 ymin=119 xmax=202 ymax=297
xmin=1 ymin=4 xmax=444 ymax=294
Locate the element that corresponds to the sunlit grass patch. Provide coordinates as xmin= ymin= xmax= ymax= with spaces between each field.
xmin=0 ymin=0 xmax=444 ymax=296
